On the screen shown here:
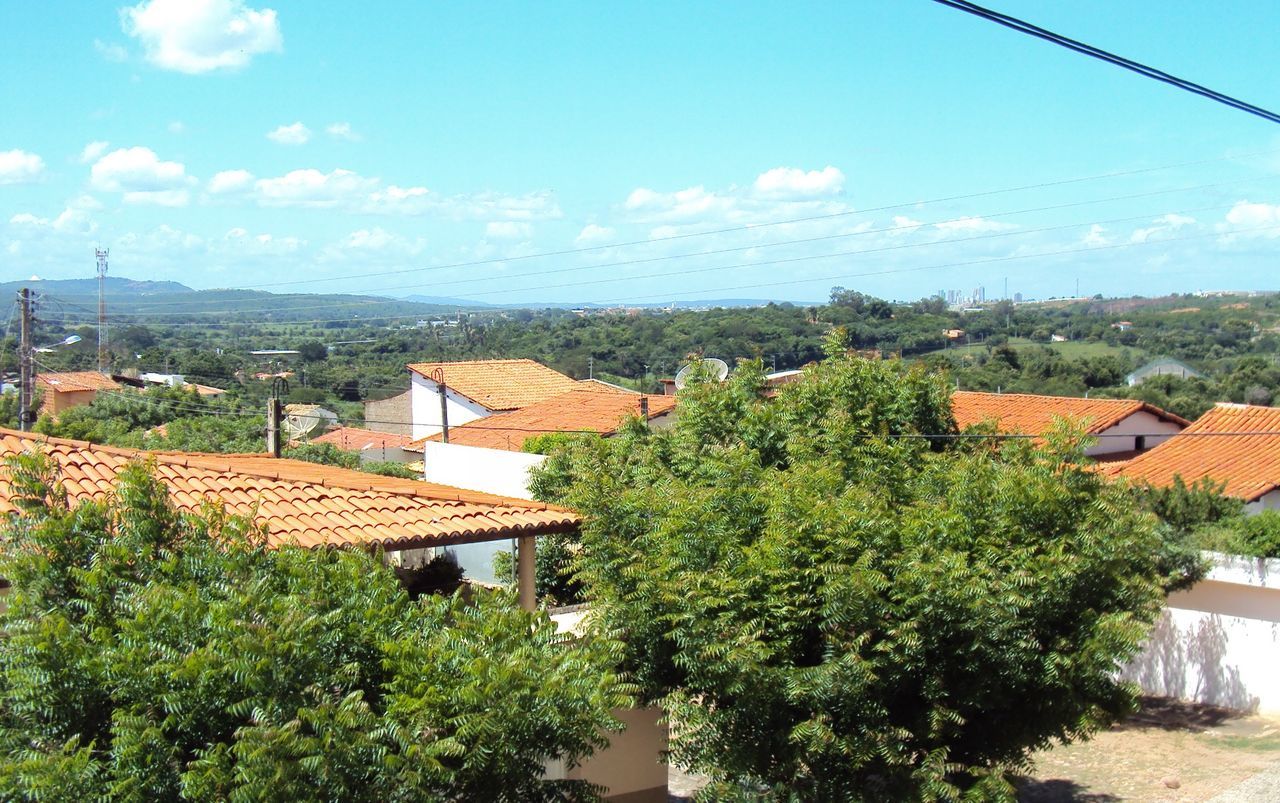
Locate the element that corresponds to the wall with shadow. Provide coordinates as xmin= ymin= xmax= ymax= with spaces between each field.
xmin=1122 ymin=579 xmax=1280 ymax=714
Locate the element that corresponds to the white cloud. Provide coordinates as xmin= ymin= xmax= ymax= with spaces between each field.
xmin=79 ymin=141 xmax=110 ymax=164
xmin=267 ymin=122 xmax=311 ymax=145
xmin=1082 ymin=224 xmax=1111 ymax=247
xmin=325 ymin=122 xmax=361 ymax=141
xmin=575 ymin=223 xmax=616 ymax=244
xmin=117 ymin=224 xmax=205 ymax=253
xmin=8 ymin=196 xmax=101 ymax=235
xmin=208 ymin=168 xmax=255 ymax=195
xmin=1131 ymin=213 xmax=1196 ymax=243
xmin=934 ymin=216 xmax=1016 ymax=234
xmin=753 ymin=166 xmax=845 ymax=199
xmin=320 ymin=227 xmax=427 ymax=261
xmin=625 ymin=185 xmax=734 ymax=223
xmin=0 ymin=150 xmax=45 ymax=184
xmin=121 ymin=0 xmax=282 ymax=74
xmin=94 ymin=39 xmax=128 ymax=62
xmin=255 ymin=168 xmax=378 ymax=207
xmin=90 ymin=146 xmax=192 ymax=193
xmin=485 ymin=221 xmax=533 ymax=239
xmin=1218 ymin=201 xmax=1280 ymax=240
xmin=221 ymin=227 xmax=304 ymax=253
xmin=124 ymin=189 xmax=190 ymax=207
xmin=167 ymin=120 xmax=186 ymax=134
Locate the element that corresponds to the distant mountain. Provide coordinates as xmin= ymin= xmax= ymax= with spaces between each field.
xmin=0 ymin=277 xmax=193 ymax=297
xmin=398 ymin=294 xmax=493 ymax=308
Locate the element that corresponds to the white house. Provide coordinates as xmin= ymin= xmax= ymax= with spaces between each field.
xmin=951 ymin=391 xmax=1188 ymax=459
xmin=406 ymin=359 xmax=579 ymax=441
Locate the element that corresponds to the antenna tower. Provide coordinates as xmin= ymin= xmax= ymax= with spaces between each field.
xmin=95 ymin=248 xmax=109 ymax=373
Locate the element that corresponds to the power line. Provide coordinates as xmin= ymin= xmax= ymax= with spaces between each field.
xmin=931 ymin=0 xmax=1280 ymax=125
xmin=41 ymin=198 xmax=1260 ymax=323
xmin=84 ymin=176 xmax=1262 ymax=314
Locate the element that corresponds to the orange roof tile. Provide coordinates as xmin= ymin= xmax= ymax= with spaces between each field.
xmin=0 ymin=428 xmax=578 ymax=550
xmin=1105 ymin=403 xmax=1280 ymax=502
xmin=952 ymin=391 xmax=1188 ymax=436
xmin=311 ymin=426 xmax=414 ymax=452
xmin=411 ymin=386 xmax=677 ymax=452
xmin=35 ymin=370 xmax=122 ymax=393
xmin=407 ymin=359 xmax=580 ymax=411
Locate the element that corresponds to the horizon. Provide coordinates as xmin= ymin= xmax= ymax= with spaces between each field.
xmin=4 ymin=1 xmax=1280 ymax=306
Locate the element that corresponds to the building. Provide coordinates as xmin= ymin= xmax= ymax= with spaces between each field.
xmin=0 ymin=427 xmax=580 ymax=609
xmin=1105 ymin=403 xmax=1280 ymax=513
xmin=1125 ymin=357 xmax=1203 ymax=387
xmin=34 ymin=370 xmax=123 ymax=417
xmin=407 ymin=359 xmax=580 ymax=441
xmin=364 ymin=389 xmax=412 ymax=436
xmin=310 ymin=426 xmax=416 ymax=464
xmin=951 ymin=391 xmax=1188 ymax=458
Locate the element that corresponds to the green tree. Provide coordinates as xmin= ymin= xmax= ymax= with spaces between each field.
xmin=0 ymin=454 xmax=630 ymax=801
xmin=534 ymin=344 xmax=1168 ymax=800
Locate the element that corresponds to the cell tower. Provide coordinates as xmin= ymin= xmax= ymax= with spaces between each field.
xmin=96 ymin=247 xmax=109 ymax=373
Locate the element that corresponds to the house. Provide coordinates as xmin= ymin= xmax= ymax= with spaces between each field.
xmin=34 ymin=370 xmax=123 ymax=417
xmin=1126 ymin=357 xmax=1203 ymax=387
xmin=1112 ymin=321 xmax=1133 ymax=331
xmin=414 ymin=385 xmax=676 ymax=453
xmin=311 ymin=426 xmax=415 ymax=464
xmin=364 ymin=389 xmax=412 ymax=437
xmin=943 ymin=328 xmax=966 ymax=340
xmin=1105 ymin=403 xmax=1280 ymax=513
xmin=0 ymin=427 xmax=575 ymax=611
xmin=951 ymin=391 xmax=1188 ymax=458
xmin=138 ymin=371 xmax=226 ymax=396
xmin=407 ymin=359 xmax=580 ymax=440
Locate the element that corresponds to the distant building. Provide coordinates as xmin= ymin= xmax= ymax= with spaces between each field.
xmin=1126 ymin=357 xmax=1203 ymax=387
xmin=1112 ymin=321 xmax=1133 ymax=332
xmin=405 ymin=359 xmax=579 ymax=441
xmin=35 ymin=371 xmax=122 ymax=418
xmin=364 ymin=390 xmax=412 ymax=437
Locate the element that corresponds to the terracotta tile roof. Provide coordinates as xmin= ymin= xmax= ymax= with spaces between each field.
xmin=185 ymin=382 xmax=226 ymax=396
xmin=406 ymin=359 xmax=580 ymax=411
xmin=952 ymin=391 xmax=1189 ymax=436
xmin=311 ymin=426 xmax=414 ymax=452
xmin=411 ymin=386 xmax=677 ymax=452
xmin=35 ymin=370 xmax=122 ymax=393
xmin=1105 ymin=403 xmax=1280 ymax=502
xmin=0 ymin=428 xmax=578 ymax=550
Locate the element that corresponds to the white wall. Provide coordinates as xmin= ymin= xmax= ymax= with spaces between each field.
xmin=1123 ymin=553 xmax=1280 ymax=714
xmin=1245 ymin=489 xmax=1280 ymax=515
xmin=409 ymin=373 xmax=492 ymax=440
xmin=1087 ymin=410 xmax=1184 ymax=456
xmin=421 ymin=441 xmax=546 ymax=584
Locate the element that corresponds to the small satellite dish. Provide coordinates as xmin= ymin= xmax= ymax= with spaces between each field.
xmin=674 ymin=357 xmax=730 ymax=390
xmin=283 ymin=410 xmax=328 ymax=440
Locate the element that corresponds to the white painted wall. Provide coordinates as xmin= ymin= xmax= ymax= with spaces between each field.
xmin=409 ymin=372 xmax=492 ymax=440
xmin=1245 ymin=489 xmax=1280 ymax=515
xmin=1123 ymin=552 xmax=1280 ymax=714
xmin=1087 ymin=410 xmax=1184 ymax=457
xmin=421 ymin=441 xmax=546 ymax=584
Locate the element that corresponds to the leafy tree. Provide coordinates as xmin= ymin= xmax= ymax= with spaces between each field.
xmin=297 ymin=340 xmax=329 ymax=362
xmin=533 ymin=342 xmax=1168 ymax=799
xmin=0 ymin=453 xmax=630 ymax=801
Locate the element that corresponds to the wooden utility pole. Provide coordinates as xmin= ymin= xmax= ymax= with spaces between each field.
xmin=17 ymin=289 xmax=34 ymax=432
xmin=266 ymin=397 xmax=283 ymax=457
xmin=431 ymin=368 xmax=449 ymax=443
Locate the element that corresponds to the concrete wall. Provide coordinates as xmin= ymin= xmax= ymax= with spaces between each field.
xmin=544 ymin=707 xmax=669 ymax=803
xmin=1087 ymin=410 xmax=1184 ymax=456
xmin=409 ymin=373 xmax=491 ymax=440
xmin=1245 ymin=489 xmax=1280 ymax=514
xmin=364 ymin=390 xmax=412 ymax=436
xmin=421 ymin=441 xmax=546 ymax=584
xmin=1123 ymin=553 xmax=1280 ymax=714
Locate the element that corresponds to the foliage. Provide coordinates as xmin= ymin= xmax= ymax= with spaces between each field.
xmin=0 ymin=453 xmax=631 ymax=801
xmin=283 ymin=441 xmax=361 ymax=469
xmin=532 ymin=343 xmax=1168 ymax=800
xmin=1191 ymin=511 xmax=1280 ymax=560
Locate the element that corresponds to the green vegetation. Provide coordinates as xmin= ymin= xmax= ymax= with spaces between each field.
xmin=0 ymin=453 xmax=629 ymax=801
xmin=530 ymin=343 xmax=1171 ymax=799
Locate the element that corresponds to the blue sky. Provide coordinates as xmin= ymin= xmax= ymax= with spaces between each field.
xmin=3 ymin=0 xmax=1280 ymax=307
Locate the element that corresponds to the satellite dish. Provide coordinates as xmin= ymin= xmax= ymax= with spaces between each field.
xmin=283 ymin=410 xmax=328 ymax=439
xmin=674 ymin=358 xmax=730 ymax=390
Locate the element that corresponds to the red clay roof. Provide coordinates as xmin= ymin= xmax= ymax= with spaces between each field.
xmin=952 ymin=391 xmax=1188 ymax=435
xmin=311 ymin=426 xmax=414 ymax=452
xmin=406 ymin=359 xmax=580 ymax=411
xmin=412 ymin=386 xmax=677 ymax=452
xmin=1105 ymin=403 xmax=1280 ymax=502
xmin=35 ymin=370 xmax=122 ymax=393
xmin=0 ymin=428 xmax=578 ymax=550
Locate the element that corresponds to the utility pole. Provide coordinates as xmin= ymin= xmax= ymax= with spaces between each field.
xmin=96 ymin=248 xmax=109 ymax=374
xmin=17 ymin=289 xmax=34 ymax=432
xmin=431 ymin=368 xmax=449 ymax=443
xmin=588 ymin=356 xmax=593 ymax=380
xmin=266 ymin=377 xmax=286 ymax=457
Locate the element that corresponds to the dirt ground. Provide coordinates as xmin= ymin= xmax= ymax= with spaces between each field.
xmin=1018 ymin=697 xmax=1280 ymax=802
xmin=668 ymin=698 xmax=1280 ymax=801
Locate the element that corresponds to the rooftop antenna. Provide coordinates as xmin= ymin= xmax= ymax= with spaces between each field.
xmin=673 ymin=357 xmax=729 ymax=391
xmin=95 ymin=247 xmax=109 ymax=373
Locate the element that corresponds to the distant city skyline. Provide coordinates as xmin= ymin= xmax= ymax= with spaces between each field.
xmin=3 ymin=0 xmax=1280 ymax=305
